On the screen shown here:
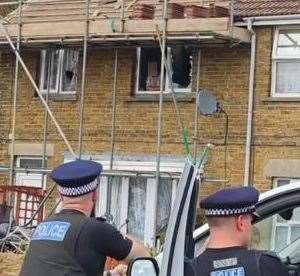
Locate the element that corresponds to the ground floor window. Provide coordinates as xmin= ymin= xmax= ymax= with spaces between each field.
xmin=97 ymin=175 xmax=178 ymax=248
xmin=15 ymin=156 xmax=45 ymax=188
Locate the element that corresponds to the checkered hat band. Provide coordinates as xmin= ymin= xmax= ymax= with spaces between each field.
xmin=58 ymin=178 xmax=99 ymax=197
xmin=205 ymin=205 xmax=256 ymax=216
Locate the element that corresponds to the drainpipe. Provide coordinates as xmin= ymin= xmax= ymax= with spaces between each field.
xmin=244 ymin=19 xmax=256 ymax=187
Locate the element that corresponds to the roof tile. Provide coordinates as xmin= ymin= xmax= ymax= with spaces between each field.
xmin=234 ymin=0 xmax=300 ymax=17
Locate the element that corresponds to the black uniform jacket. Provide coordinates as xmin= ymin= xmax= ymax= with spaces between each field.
xmin=190 ymin=246 xmax=289 ymax=276
xmin=20 ymin=209 xmax=132 ymax=276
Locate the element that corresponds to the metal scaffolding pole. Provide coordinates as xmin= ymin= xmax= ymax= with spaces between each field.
xmin=110 ymin=49 xmax=118 ymax=171
xmin=230 ymin=0 xmax=235 ymax=30
xmin=155 ymin=28 xmax=184 ymax=135
xmin=154 ymin=0 xmax=168 ymax=247
xmin=9 ymin=0 xmax=22 ymax=186
xmin=41 ymin=49 xmax=52 ymax=191
xmin=0 ymin=164 xmax=228 ymax=183
xmin=78 ymin=0 xmax=90 ymax=158
xmin=193 ymin=49 xmax=201 ymax=160
xmin=0 ymin=22 xmax=76 ymax=158
xmin=0 ymin=1 xmax=18 ymax=6
xmin=120 ymin=0 xmax=125 ymax=33
xmin=106 ymin=48 xmax=118 ymax=215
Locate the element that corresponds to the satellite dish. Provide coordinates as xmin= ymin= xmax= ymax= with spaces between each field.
xmin=197 ymin=90 xmax=220 ymax=115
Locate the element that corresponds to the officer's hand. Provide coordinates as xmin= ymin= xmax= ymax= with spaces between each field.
xmin=111 ymin=264 xmax=127 ymax=276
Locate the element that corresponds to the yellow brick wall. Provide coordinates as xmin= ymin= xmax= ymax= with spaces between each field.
xmin=0 ymin=26 xmax=299 ymax=206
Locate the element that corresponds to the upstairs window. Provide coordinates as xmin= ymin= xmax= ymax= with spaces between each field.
xmin=136 ymin=46 xmax=192 ymax=93
xmin=272 ymin=28 xmax=300 ymax=97
xmin=39 ymin=48 xmax=79 ymax=94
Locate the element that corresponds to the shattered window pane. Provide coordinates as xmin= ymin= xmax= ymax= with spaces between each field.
xmin=137 ymin=46 xmax=192 ymax=93
xmin=40 ymin=48 xmax=78 ymax=94
xmin=61 ymin=49 xmax=79 ymax=92
xmin=169 ymin=46 xmax=192 ymax=89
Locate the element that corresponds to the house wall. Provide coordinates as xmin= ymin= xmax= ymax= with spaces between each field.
xmin=252 ymin=27 xmax=300 ymax=188
xmin=0 ymin=26 xmax=299 ymax=209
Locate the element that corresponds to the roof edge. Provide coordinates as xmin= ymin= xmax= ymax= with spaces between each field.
xmin=235 ymin=14 xmax=300 ymax=27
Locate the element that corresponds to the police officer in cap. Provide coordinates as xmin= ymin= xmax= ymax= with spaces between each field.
xmin=20 ymin=160 xmax=150 ymax=276
xmin=191 ymin=186 xmax=289 ymax=276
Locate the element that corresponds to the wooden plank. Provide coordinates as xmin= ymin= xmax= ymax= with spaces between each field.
xmin=124 ymin=17 xmax=230 ymax=33
xmin=2 ymin=17 xmax=250 ymax=43
xmin=215 ymin=27 xmax=250 ymax=43
xmin=6 ymin=21 xmax=86 ymax=38
xmin=167 ymin=17 xmax=229 ymax=32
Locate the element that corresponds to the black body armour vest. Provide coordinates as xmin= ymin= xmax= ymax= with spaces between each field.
xmin=191 ymin=247 xmax=266 ymax=276
xmin=20 ymin=211 xmax=90 ymax=276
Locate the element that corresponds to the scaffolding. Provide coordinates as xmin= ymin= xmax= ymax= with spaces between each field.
xmin=0 ymin=0 xmax=246 ymax=229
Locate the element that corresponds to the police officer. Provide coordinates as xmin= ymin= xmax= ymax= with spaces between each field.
xmin=191 ymin=186 xmax=289 ymax=276
xmin=20 ymin=160 xmax=150 ymax=276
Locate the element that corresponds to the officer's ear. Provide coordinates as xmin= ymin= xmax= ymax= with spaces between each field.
xmin=235 ymin=215 xmax=245 ymax=231
xmin=92 ymin=190 xmax=97 ymax=203
xmin=236 ymin=214 xmax=251 ymax=232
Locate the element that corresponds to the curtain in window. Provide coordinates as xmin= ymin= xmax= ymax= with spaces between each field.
xmin=42 ymin=49 xmax=60 ymax=91
xmin=127 ymin=177 xmax=147 ymax=242
xmin=107 ymin=177 xmax=122 ymax=228
xmin=276 ymin=62 xmax=300 ymax=94
xmin=156 ymin=178 xmax=172 ymax=235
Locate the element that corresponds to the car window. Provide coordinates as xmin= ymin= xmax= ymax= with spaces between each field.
xmin=252 ymin=207 xmax=300 ymax=253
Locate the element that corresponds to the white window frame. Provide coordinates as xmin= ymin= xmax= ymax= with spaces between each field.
xmin=39 ymin=49 xmax=78 ymax=95
xmin=270 ymin=178 xmax=300 ymax=251
xmin=271 ymin=26 xmax=300 ymax=98
xmin=135 ymin=47 xmax=192 ymax=94
xmin=15 ymin=156 xmax=46 ymax=189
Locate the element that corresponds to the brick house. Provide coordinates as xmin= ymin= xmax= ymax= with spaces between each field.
xmin=0 ymin=0 xmax=299 ymax=250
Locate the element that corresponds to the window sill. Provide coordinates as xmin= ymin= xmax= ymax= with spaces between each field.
xmin=262 ymin=97 xmax=300 ymax=103
xmin=126 ymin=92 xmax=195 ymax=103
xmin=36 ymin=93 xmax=77 ymax=102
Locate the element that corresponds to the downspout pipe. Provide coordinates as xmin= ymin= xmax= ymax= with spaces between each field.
xmin=244 ymin=19 xmax=256 ymax=187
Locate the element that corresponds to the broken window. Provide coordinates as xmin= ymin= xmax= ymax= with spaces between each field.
xmin=61 ymin=49 xmax=79 ymax=92
xmin=167 ymin=46 xmax=192 ymax=90
xmin=136 ymin=46 xmax=192 ymax=93
xmin=40 ymin=48 xmax=79 ymax=94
